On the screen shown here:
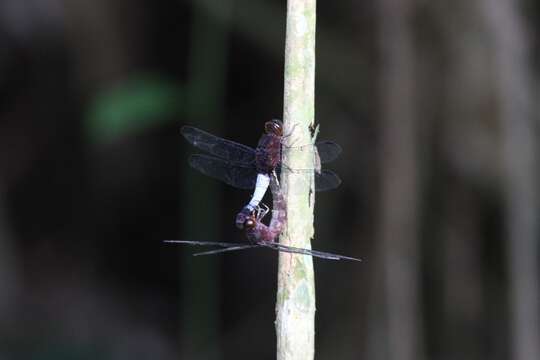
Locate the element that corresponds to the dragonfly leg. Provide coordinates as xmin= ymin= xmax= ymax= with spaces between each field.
xmin=271 ymin=171 xmax=280 ymax=186
xmin=282 ymin=123 xmax=299 ymax=142
xmin=256 ymin=203 xmax=270 ymax=221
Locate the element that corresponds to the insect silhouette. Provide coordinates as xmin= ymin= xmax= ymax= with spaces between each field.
xmin=165 ymin=172 xmax=360 ymax=261
xmin=181 ymin=120 xmax=341 ymax=228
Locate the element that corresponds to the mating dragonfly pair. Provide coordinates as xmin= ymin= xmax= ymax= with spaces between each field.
xmin=165 ymin=119 xmax=360 ymax=261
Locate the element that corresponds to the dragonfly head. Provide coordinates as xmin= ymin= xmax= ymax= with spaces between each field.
xmin=244 ymin=215 xmax=258 ymax=230
xmin=264 ymin=119 xmax=283 ymax=136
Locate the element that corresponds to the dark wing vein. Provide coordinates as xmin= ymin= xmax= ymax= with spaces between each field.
xmin=163 ymin=240 xmax=246 ymax=247
xmin=262 ymin=242 xmax=361 ymax=261
xmin=274 ymin=168 xmax=341 ymax=192
xmin=181 ymin=126 xmax=255 ymax=164
xmin=315 ymin=141 xmax=342 ymax=163
xmin=193 ymin=245 xmax=261 ymax=256
xmin=315 ymin=169 xmax=342 ymax=191
xmin=188 ymin=154 xmax=258 ymax=189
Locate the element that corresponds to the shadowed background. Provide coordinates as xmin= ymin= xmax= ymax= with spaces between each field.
xmin=0 ymin=0 xmax=539 ymax=359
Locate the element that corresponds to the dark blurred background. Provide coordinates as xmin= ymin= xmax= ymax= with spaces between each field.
xmin=1 ymin=0 xmax=539 ymax=359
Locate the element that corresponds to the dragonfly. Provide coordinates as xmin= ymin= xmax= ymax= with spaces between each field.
xmin=165 ymin=173 xmax=361 ymax=261
xmin=181 ymin=119 xmax=342 ymax=228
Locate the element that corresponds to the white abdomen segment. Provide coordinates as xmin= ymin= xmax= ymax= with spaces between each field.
xmin=247 ymin=173 xmax=270 ymax=209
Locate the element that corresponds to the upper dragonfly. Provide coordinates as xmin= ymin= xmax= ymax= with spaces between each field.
xmin=165 ymin=172 xmax=360 ymax=261
xmin=181 ymin=119 xmax=342 ymax=227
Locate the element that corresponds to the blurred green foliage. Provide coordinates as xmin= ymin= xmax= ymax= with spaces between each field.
xmin=87 ymin=75 xmax=183 ymax=143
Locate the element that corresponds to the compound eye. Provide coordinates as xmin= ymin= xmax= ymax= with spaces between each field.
xmin=264 ymin=119 xmax=283 ymax=136
xmin=244 ymin=218 xmax=256 ymax=229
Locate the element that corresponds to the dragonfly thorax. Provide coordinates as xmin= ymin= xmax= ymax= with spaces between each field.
xmin=255 ymin=133 xmax=282 ymax=173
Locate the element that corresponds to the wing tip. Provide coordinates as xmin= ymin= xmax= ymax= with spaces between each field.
xmin=180 ymin=125 xmax=190 ymax=135
xmin=343 ymin=256 xmax=362 ymax=262
xmin=334 ymin=144 xmax=343 ymax=157
xmin=316 ymin=169 xmax=342 ymax=190
xmin=333 ymin=173 xmax=343 ymax=187
xmin=180 ymin=125 xmax=200 ymax=142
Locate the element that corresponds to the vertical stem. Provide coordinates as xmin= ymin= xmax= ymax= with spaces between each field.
xmin=376 ymin=0 xmax=423 ymax=360
xmin=275 ymin=0 xmax=317 ymax=359
xmin=481 ymin=1 xmax=540 ymax=359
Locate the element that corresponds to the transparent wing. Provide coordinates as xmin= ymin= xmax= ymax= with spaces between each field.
xmin=188 ymin=154 xmax=259 ymax=190
xmin=164 ymin=240 xmax=246 ymax=247
xmin=286 ymin=141 xmax=342 ymax=164
xmin=262 ymin=242 xmax=361 ymax=261
xmin=275 ymin=168 xmax=341 ymax=192
xmin=164 ymin=240 xmax=258 ymax=256
xmin=181 ymin=126 xmax=256 ymax=164
xmin=164 ymin=240 xmax=360 ymax=261
xmin=315 ymin=141 xmax=342 ymax=163
xmin=315 ymin=169 xmax=342 ymax=191
xmin=193 ymin=244 xmax=261 ymax=256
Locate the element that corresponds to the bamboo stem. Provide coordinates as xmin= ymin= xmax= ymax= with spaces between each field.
xmin=275 ymin=0 xmax=317 ymax=359
xmin=480 ymin=1 xmax=540 ymax=359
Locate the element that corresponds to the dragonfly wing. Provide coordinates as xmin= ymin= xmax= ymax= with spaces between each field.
xmin=263 ymin=242 xmax=361 ymax=261
xmin=164 ymin=240 xmax=246 ymax=247
xmin=181 ymin=126 xmax=256 ymax=164
xmin=189 ymin=154 xmax=258 ymax=190
xmin=285 ymin=141 xmax=341 ymax=164
xmin=275 ymin=168 xmax=341 ymax=191
xmin=262 ymin=242 xmax=328 ymax=257
xmin=303 ymin=247 xmax=361 ymax=261
xmin=315 ymin=141 xmax=342 ymax=163
xmin=194 ymin=244 xmax=261 ymax=256
xmin=315 ymin=169 xmax=342 ymax=191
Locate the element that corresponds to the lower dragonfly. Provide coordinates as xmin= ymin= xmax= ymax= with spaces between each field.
xmin=165 ymin=172 xmax=361 ymax=261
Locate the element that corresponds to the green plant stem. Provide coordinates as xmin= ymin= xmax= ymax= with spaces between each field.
xmin=275 ymin=0 xmax=317 ymax=359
